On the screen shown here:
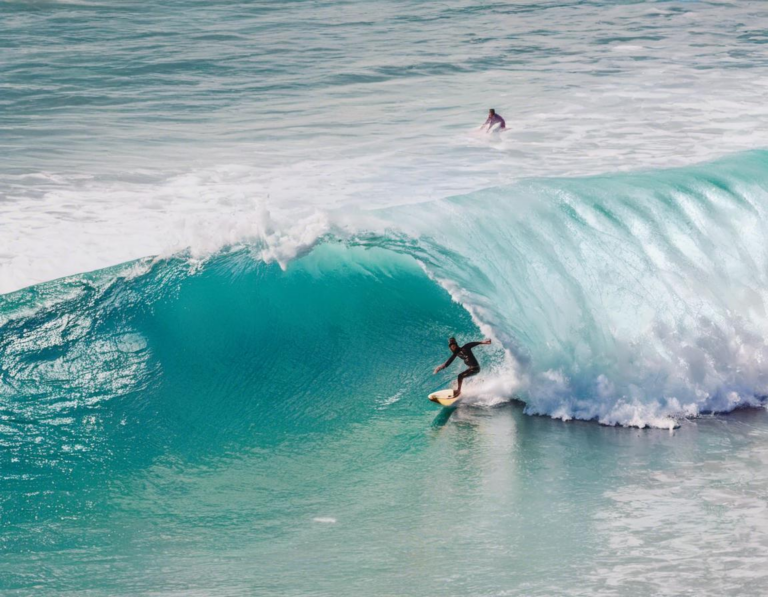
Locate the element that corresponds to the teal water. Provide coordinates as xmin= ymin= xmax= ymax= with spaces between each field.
xmin=2 ymin=243 xmax=768 ymax=595
xmin=5 ymin=0 xmax=768 ymax=594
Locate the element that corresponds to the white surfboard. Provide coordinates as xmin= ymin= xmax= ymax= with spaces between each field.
xmin=428 ymin=389 xmax=461 ymax=407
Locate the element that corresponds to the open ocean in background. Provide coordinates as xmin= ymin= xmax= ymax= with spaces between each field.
xmin=3 ymin=1 xmax=768 ymax=594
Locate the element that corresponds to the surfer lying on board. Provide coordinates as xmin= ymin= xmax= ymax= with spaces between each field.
xmin=433 ymin=337 xmax=492 ymax=397
xmin=481 ymin=109 xmax=506 ymax=132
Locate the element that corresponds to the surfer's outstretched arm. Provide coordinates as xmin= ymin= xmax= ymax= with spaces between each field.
xmin=434 ymin=353 xmax=457 ymax=374
xmin=465 ymin=339 xmax=492 ymax=349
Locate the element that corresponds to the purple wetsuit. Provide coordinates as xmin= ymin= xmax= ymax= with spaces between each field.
xmin=484 ymin=113 xmax=506 ymax=130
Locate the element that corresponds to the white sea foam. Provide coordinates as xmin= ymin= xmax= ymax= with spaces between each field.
xmin=0 ymin=169 xmax=333 ymax=294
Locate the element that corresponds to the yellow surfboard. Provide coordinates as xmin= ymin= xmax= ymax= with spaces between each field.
xmin=428 ymin=389 xmax=461 ymax=407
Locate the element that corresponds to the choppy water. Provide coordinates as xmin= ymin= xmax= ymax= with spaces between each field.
xmin=3 ymin=0 xmax=768 ymax=595
xmin=4 ymin=0 xmax=768 ymax=290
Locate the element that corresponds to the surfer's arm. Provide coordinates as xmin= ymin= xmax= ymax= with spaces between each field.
xmin=434 ymin=353 xmax=457 ymax=373
xmin=464 ymin=340 xmax=492 ymax=349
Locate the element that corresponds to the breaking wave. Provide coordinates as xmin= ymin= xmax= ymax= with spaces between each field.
xmin=4 ymin=150 xmax=768 ymax=478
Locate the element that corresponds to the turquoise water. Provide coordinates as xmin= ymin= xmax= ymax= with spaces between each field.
xmin=4 ymin=0 xmax=768 ymax=594
xmin=3 ymin=244 xmax=768 ymax=595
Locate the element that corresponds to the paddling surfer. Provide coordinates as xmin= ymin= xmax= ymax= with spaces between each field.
xmin=433 ymin=337 xmax=492 ymax=397
xmin=481 ymin=109 xmax=506 ymax=132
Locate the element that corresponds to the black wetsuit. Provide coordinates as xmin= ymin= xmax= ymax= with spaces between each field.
xmin=442 ymin=342 xmax=483 ymax=384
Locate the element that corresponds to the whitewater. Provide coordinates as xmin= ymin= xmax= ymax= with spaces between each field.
xmin=4 ymin=0 xmax=768 ymax=595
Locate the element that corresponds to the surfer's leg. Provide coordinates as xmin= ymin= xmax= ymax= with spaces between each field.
xmin=456 ymin=367 xmax=480 ymax=396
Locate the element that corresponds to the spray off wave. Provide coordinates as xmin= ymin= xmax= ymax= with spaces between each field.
xmin=4 ymin=152 xmax=768 ymax=436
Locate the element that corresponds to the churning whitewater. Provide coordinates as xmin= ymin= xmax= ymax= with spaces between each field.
xmin=4 ymin=151 xmax=768 ymax=431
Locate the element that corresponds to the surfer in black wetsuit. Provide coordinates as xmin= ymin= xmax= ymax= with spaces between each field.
xmin=433 ymin=337 xmax=492 ymax=397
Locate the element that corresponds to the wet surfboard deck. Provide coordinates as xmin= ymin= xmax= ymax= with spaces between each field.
xmin=428 ymin=389 xmax=461 ymax=407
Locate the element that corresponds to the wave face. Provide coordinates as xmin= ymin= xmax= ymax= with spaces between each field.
xmin=0 ymin=245 xmax=477 ymax=523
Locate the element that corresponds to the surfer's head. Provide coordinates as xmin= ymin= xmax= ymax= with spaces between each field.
xmin=448 ymin=337 xmax=458 ymax=351
xmin=489 ymin=109 xmax=495 ymax=116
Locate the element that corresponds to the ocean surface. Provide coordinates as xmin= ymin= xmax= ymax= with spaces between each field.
xmin=3 ymin=0 xmax=768 ymax=594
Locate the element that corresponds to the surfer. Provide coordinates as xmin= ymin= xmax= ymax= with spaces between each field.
xmin=433 ymin=337 xmax=492 ymax=397
xmin=481 ymin=109 xmax=506 ymax=132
